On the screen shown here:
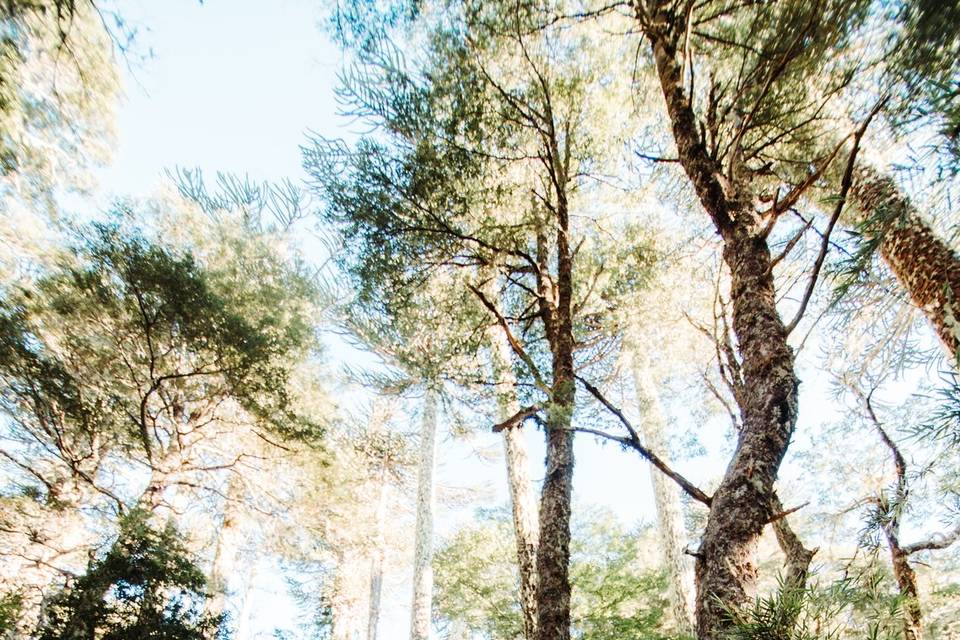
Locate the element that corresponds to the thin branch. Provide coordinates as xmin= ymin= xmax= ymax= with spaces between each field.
xmin=902 ymin=523 xmax=960 ymax=555
xmin=467 ymin=283 xmax=549 ymax=393
xmin=493 ymin=405 xmax=542 ymax=433
xmin=784 ymin=99 xmax=885 ymax=334
xmin=575 ymin=375 xmax=712 ymax=505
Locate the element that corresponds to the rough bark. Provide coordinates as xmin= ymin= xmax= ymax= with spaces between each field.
xmin=696 ymin=230 xmax=798 ymax=638
xmin=536 ymin=387 xmax=574 ymax=640
xmin=850 ymin=165 xmax=960 ymax=361
xmin=629 ymin=352 xmax=695 ymax=632
xmin=886 ymin=534 xmax=924 ymax=640
xmin=489 ymin=321 xmax=540 ymax=640
xmin=410 ymin=387 xmax=438 ymax=640
xmin=534 ymin=181 xmax=576 ymax=640
xmin=642 ymin=16 xmax=800 ymax=638
xmin=769 ymin=494 xmax=815 ymax=591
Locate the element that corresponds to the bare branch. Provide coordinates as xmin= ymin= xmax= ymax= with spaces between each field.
xmin=784 ymin=99 xmax=886 ymax=335
xmin=575 ymin=375 xmax=712 ymax=505
xmin=493 ymin=405 xmax=542 ymax=433
xmin=467 ymin=283 xmax=549 ymax=393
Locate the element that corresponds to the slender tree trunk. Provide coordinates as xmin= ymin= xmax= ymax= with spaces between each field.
xmin=643 ymin=21 xmax=801 ymax=637
xmin=332 ymin=547 xmax=365 ymax=640
xmin=536 ymin=387 xmax=574 ymax=640
xmin=410 ymin=387 xmax=438 ymax=640
xmin=851 ymin=165 xmax=960 ymax=360
xmin=206 ymin=474 xmax=245 ymax=635
xmin=883 ymin=529 xmax=924 ymax=640
xmin=629 ymin=352 xmax=695 ymax=632
xmin=367 ymin=467 xmax=388 ymax=640
xmin=860 ymin=389 xmax=925 ymax=640
xmin=489 ymin=321 xmax=539 ymax=640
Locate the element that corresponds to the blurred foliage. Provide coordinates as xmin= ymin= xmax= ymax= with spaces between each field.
xmin=39 ymin=508 xmax=226 ymax=640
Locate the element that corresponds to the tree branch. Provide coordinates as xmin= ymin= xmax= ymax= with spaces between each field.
xmin=575 ymin=374 xmax=712 ymax=505
xmin=467 ymin=283 xmax=549 ymax=394
xmin=784 ymin=99 xmax=885 ymax=335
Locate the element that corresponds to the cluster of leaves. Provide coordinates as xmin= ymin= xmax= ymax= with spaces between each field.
xmin=722 ymin=570 xmax=908 ymax=640
xmin=0 ymin=0 xmax=121 ymax=205
xmin=0 ymin=591 xmax=23 ymax=635
xmin=0 ymin=215 xmax=321 ymax=496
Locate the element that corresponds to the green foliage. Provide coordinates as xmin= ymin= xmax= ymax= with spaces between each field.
xmin=0 ymin=0 xmax=120 ymax=206
xmin=883 ymin=0 xmax=960 ymax=172
xmin=0 ymin=590 xmax=23 ymax=634
xmin=433 ymin=511 xmax=523 ymax=639
xmin=0 ymin=211 xmax=321 ymax=506
xmin=722 ymin=565 xmax=917 ymax=640
xmin=721 ymin=579 xmax=854 ymax=640
xmin=570 ymin=515 xmax=676 ymax=640
xmin=663 ymin=0 xmax=872 ymax=191
xmin=910 ymin=371 xmax=960 ymax=450
xmin=39 ymin=508 xmax=226 ymax=640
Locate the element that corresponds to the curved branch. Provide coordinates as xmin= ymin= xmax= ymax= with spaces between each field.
xmin=575 ymin=375 xmax=712 ymax=505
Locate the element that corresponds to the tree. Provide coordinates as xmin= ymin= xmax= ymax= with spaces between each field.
xmin=39 ymin=508 xmax=225 ymax=640
xmin=307 ymin=6 xmax=659 ymax=633
xmin=0 ymin=204 xmax=322 ymax=627
xmin=847 ymin=167 xmax=960 ymax=362
xmin=487 ymin=303 xmax=539 ymax=640
xmin=0 ymin=0 xmax=120 ymax=211
xmin=410 ymin=387 xmax=438 ymax=640
xmin=616 ymin=0 xmax=881 ymax=635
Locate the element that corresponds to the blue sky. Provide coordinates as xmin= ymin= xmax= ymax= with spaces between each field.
xmin=97 ymin=0 xmax=343 ymax=197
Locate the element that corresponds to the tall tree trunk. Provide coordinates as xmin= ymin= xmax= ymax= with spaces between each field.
xmin=695 ymin=229 xmax=798 ymax=639
xmin=410 ymin=387 xmax=438 ymax=640
xmin=851 ymin=165 xmax=960 ymax=360
xmin=489 ymin=321 xmax=539 ymax=640
xmin=367 ymin=467 xmax=388 ymax=640
xmin=536 ymin=381 xmax=574 ymax=640
xmin=642 ymin=19 xmax=801 ymax=638
xmin=534 ymin=192 xmax=576 ymax=640
xmin=206 ymin=474 xmax=245 ymax=636
xmin=629 ymin=352 xmax=695 ymax=632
